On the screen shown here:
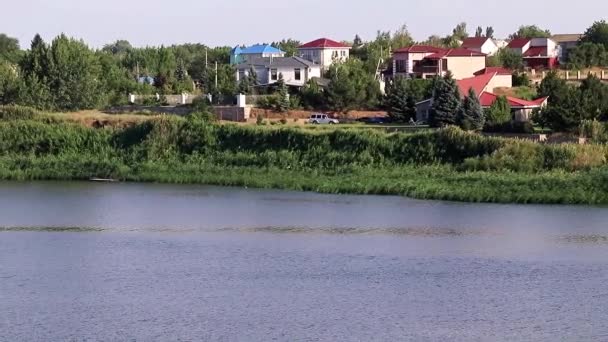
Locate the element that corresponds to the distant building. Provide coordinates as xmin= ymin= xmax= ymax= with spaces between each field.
xmin=230 ymin=44 xmax=285 ymax=65
xmin=297 ymin=38 xmax=351 ymax=69
xmin=415 ymin=73 xmax=548 ymax=122
xmin=461 ymin=37 xmax=500 ymax=56
xmin=507 ymin=38 xmax=560 ymax=69
xmin=551 ymin=34 xmax=582 ymax=63
xmin=392 ymin=45 xmax=487 ymax=80
xmin=235 ymin=57 xmax=322 ymax=87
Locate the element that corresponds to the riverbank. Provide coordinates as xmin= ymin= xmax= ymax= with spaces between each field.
xmin=1 ymin=113 xmax=607 ymax=204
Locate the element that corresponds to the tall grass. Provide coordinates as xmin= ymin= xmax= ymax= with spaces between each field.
xmin=1 ymin=115 xmax=608 ymax=204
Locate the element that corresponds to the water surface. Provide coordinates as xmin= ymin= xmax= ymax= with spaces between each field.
xmin=1 ymin=182 xmax=608 ymax=341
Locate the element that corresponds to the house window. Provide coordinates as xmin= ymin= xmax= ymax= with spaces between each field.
xmin=313 ymin=50 xmax=319 ymax=57
xmin=238 ymin=69 xmax=245 ymax=80
xmin=341 ymin=50 xmax=346 ymax=57
xmin=442 ymin=59 xmax=448 ymax=71
xmin=294 ymin=68 xmax=301 ymax=81
xmin=271 ymin=69 xmax=278 ymax=81
xmin=396 ymin=60 xmax=407 ymax=73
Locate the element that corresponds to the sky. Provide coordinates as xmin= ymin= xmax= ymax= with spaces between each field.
xmin=3 ymin=0 xmax=607 ymax=48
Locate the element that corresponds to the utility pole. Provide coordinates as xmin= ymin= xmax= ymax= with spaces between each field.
xmin=215 ymin=61 xmax=218 ymax=89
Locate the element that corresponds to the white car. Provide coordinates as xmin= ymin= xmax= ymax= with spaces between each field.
xmin=308 ymin=113 xmax=339 ymax=125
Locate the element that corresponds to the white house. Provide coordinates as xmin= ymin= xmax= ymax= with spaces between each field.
xmin=460 ymin=37 xmax=500 ymax=56
xmin=235 ymin=57 xmax=322 ymax=87
xmin=297 ymin=38 xmax=351 ymax=69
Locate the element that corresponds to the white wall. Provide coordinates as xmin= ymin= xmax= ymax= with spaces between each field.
xmin=481 ymin=40 xmax=499 ymax=56
xmin=299 ymin=48 xmax=350 ymax=69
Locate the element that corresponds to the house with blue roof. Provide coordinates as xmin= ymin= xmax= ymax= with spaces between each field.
xmin=230 ymin=44 xmax=285 ymax=65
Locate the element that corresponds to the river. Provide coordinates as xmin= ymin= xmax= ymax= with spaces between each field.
xmin=1 ymin=182 xmax=608 ymax=341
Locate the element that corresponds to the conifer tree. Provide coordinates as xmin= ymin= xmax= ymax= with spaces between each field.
xmin=429 ymin=71 xmax=461 ymax=127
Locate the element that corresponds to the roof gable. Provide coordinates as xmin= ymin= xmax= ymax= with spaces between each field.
xmin=474 ymin=67 xmax=513 ymax=76
xmin=298 ymin=38 xmax=350 ymax=49
xmin=425 ymin=48 xmax=486 ymax=59
xmin=507 ymin=38 xmax=531 ymax=49
xmin=457 ymin=73 xmax=496 ymax=98
xmin=461 ymin=37 xmax=491 ymax=49
xmin=479 ymin=92 xmax=548 ymax=108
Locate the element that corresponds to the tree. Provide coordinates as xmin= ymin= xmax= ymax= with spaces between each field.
xmin=475 ymin=26 xmax=483 ymax=38
xmin=510 ymin=25 xmax=551 ymax=39
xmin=488 ymin=48 xmax=524 ymax=70
xmin=485 ymin=96 xmax=512 ymax=128
xmin=536 ymin=71 xmax=583 ymax=131
xmin=429 ymin=71 xmax=461 ymax=127
xmin=102 ymin=40 xmax=133 ymax=55
xmin=452 ymin=22 xmax=469 ymax=41
xmin=275 ymin=73 xmax=290 ymax=112
xmin=300 ymin=79 xmax=325 ymax=109
xmin=567 ymin=43 xmax=608 ymax=68
xmin=272 ymin=39 xmax=301 ymax=57
xmin=353 ymin=34 xmax=363 ymax=47
xmin=424 ymin=35 xmax=444 ymax=47
xmin=384 ymin=76 xmax=410 ymax=122
xmin=0 ymin=61 xmax=21 ymax=104
xmin=485 ymin=27 xmax=495 ymax=39
xmin=579 ymin=73 xmax=608 ymax=120
xmin=581 ymin=20 xmax=608 ymax=49
xmin=458 ymin=87 xmax=485 ymax=131
xmin=326 ymin=59 xmax=381 ymax=112
xmin=0 ymin=34 xmax=22 ymax=64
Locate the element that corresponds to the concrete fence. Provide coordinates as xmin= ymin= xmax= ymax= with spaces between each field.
xmin=128 ymin=94 xmax=210 ymax=105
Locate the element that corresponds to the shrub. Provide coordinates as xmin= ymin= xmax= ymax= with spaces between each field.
xmin=579 ymin=119 xmax=606 ymax=142
xmin=484 ymin=121 xmax=534 ymax=134
xmin=0 ymin=105 xmax=38 ymax=120
xmin=256 ymin=115 xmax=264 ymax=126
xmin=279 ymin=118 xmax=288 ymax=125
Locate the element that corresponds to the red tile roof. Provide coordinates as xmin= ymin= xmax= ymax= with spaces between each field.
xmin=474 ymin=67 xmax=513 ymax=76
xmin=478 ymin=92 xmax=548 ymax=108
xmin=393 ymin=45 xmax=446 ymax=54
xmin=461 ymin=37 xmax=490 ymax=49
xmin=425 ymin=48 xmax=486 ymax=59
xmin=507 ymin=38 xmax=531 ymax=49
xmin=523 ymin=46 xmax=548 ymax=57
xmin=457 ymin=73 xmax=496 ymax=98
xmin=298 ymin=38 xmax=350 ymax=49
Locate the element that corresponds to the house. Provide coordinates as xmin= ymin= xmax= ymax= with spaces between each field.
xmin=230 ymin=44 xmax=285 ymax=65
xmin=415 ymin=73 xmax=547 ymax=122
xmin=551 ymin=34 xmax=582 ymax=63
xmin=297 ymin=38 xmax=351 ymax=69
xmin=392 ymin=45 xmax=487 ymax=80
xmin=507 ymin=38 xmax=560 ymax=69
xmin=474 ymin=67 xmax=513 ymax=88
xmin=461 ymin=37 xmax=499 ymax=56
xmin=235 ymin=57 xmax=322 ymax=87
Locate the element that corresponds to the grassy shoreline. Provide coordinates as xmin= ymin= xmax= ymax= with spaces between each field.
xmin=0 ymin=110 xmax=607 ymax=205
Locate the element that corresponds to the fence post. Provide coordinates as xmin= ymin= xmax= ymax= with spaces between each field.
xmin=565 ymin=71 xmax=569 ymax=80
xmin=577 ymin=70 xmax=581 ymax=80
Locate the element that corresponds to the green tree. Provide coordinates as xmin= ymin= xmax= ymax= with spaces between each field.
xmin=0 ymin=61 xmax=22 ymax=104
xmin=429 ymin=72 xmax=461 ymax=127
xmin=272 ymin=39 xmax=301 ymax=57
xmin=510 ymin=25 xmax=551 ymax=39
xmin=0 ymin=34 xmax=22 ymax=64
xmin=488 ymin=48 xmax=524 ymax=70
xmin=579 ymin=73 xmax=608 ymax=120
xmin=475 ymin=26 xmax=483 ymax=38
xmin=326 ymin=59 xmax=381 ymax=112
xmin=567 ymin=43 xmax=608 ymax=68
xmin=485 ymin=27 xmax=495 ymax=39
xmin=102 ymin=40 xmax=133 ymax=55
xmin=458 ymin=87 xmax=485 ymax=131
xmin=581 ymin=20 xmax=608 ymax=49
xmin=275 ymin=73 xmax=290 ymax=112
xmin=485 ymin=96 xmax=512 ymax=128
xmin=452 ymin=22 xmax=469 ymax=41
xmin=353 ymin=34 xmax=363 ymax=47
xmin=300 ymin=79 xmax=325 ymax=109
xmin=384 ymin=76 xmax=410 ymax=122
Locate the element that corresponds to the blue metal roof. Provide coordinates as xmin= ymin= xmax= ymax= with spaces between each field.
xmin=239 ymin=44 xmax=284 ymax=55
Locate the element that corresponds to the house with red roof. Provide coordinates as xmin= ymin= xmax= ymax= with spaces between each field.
xmin=415 ymin=73 xmax=548 ymax=122
xmin=460 ymin=37 xmax=499 ymax=56
xmin=297 ymin=38 xmax=351 ymax=70
xmin=507 ymin=38 xmax=560 ymax=69
xmin=392 ymin=45 xmax=487 ymax=80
